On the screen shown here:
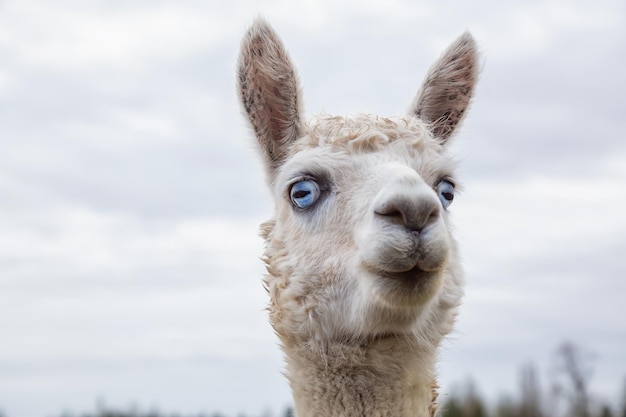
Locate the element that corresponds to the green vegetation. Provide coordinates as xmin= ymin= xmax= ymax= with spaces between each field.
xmin=439 ymin=342 xmax=626 ymax=417
xmin=2 ymin=343 xmax=624 ymax=417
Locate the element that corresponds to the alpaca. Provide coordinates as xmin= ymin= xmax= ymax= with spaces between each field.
xmin=237 ymin=18 xmax=478 ymax=417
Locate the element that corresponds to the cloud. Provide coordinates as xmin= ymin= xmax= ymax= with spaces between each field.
xmin=0 ymin=1 xmax=239 ymax=72
xmin=456 ymin=3 xmax=622 ymax=178
xmin=0 ymin=1 xmax=625 ymax=416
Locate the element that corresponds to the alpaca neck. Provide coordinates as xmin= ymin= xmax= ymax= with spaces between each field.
xmin=283 ymin=335 xmax=438 ymax=417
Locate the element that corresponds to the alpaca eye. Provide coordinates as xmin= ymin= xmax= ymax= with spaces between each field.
xmin=290 ymin=179 xmax=321 ymax=209
xmin=436 ymin=180 xmax=455 ymax=208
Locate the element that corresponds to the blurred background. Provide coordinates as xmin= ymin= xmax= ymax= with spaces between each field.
xmin=0 ymin=0 xmax=625 ymax=416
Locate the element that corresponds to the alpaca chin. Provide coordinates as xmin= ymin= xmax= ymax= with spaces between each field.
xmin=366 ymin=267 xmax=445 ymax=310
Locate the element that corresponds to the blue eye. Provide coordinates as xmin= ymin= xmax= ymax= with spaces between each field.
xmin=437 ymin=180 xmax=455 ymax=208
xmin=290 ymin=179 xmax=321 ymax=209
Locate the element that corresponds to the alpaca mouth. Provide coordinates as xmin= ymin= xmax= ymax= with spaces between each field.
xmin=365 ymin=262 xmax=435 ymax=289
xmin=370 ymin=264 xmax=439 ymax=306
xmin=380 ymin=264 xmax=433 ymax=284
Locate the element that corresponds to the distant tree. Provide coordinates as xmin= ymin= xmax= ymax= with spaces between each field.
xmin=518 ymin=363 xmax=544 ymax=417
xmin=465 ymin=379 xmax=488 ymax=417
xmin=282 ymin=406 xmax=295 ymax=417
xmin=439 ymin=380 xmax=487 ymax=417
xmin=494 ymin=395 xmax=517 ymax=417
xmin=599 ymin=404 xmax=614 ymax=417
xmin=621 ymin=376 xmax=626 ymax=417
xmin=551 ymin=341 xmax=594 ymax=417
xmin=439 ymin=392 xmax=463 ymax=417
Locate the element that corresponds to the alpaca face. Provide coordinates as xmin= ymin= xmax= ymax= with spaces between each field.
xmin=264 ymin=117 xmax=462 ymax=342
xmin=238 ymin=19 xmax=477 ymax=345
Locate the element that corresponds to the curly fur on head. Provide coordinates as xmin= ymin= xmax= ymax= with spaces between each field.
xmin=238 ymin=17 xmax=478 ymax=417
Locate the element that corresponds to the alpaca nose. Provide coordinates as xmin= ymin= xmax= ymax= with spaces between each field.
xmin=374 ymin=185 xmax=441 ymax=232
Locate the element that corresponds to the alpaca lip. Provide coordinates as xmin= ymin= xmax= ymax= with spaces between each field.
xmin=381 ymin=265 xmax=432 ymax=282
xmin=375 ymin=265 xmax=437 ymax=302
xmin=365 ymin=261 xmax=433 ymax=284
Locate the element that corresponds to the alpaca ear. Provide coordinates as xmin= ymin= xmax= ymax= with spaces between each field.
xmin=410 ymin=32 xmax=478 ymax=142
xmin=237 ymin=18 xmax=304 ymax=175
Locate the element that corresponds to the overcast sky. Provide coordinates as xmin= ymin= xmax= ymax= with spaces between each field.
xmin=1 ymin=0 xmax=625 ymax=416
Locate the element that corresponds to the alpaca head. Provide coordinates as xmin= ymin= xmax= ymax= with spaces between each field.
xmin=238 ymin=19 xmax=477 ymax=351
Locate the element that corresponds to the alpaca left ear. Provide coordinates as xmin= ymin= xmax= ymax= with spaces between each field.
xmin=237 ymin=18 xmax=304 ymax=178
xmin=410 ymin=32 xmax=478 ymax=142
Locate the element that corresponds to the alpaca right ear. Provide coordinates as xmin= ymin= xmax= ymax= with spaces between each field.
xmin=237 ymin=18 xmax=304 ymax=176
xmin=410 ymin=32 xmax=478 ymax=143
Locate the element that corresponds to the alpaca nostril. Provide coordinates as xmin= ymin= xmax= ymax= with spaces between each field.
xmin=374 ymin=203 xmax=402 ymax=219
xmin=374 ymin=196 xmax=441 ymax=232
xmin=375 ymin=205 xmax=406 ymax=227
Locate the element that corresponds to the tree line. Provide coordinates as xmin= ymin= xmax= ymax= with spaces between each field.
xmin=1 ymin=342 xmax=623 ymax=417
xmin=439 ymin=342 xmax=626 ymax=417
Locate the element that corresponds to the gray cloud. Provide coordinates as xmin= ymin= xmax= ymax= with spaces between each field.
xmin=1 ymin=1 xmax=625 ymax=416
